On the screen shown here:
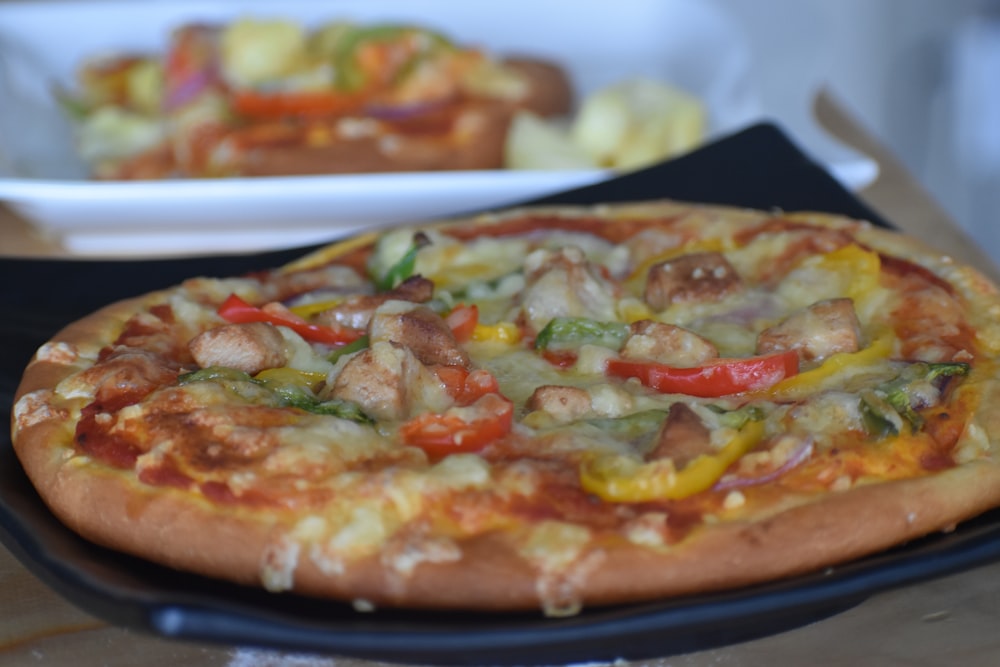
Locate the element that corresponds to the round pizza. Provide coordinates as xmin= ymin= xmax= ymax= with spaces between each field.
xmin=11 ymin=200 xmax=1000 ymax=617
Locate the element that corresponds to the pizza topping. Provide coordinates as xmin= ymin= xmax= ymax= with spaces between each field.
xmin=646 ymin=402 xmax=712 ymax=466
xmin=533 ymin=317 xmax=629 ymax=352
xmin=72 ymin=347 xmax=179 ymax=406
xmin=714 ymin=434 xmax=815 ymax=491
xmin=860 ymin=361 xmax=970 ymax=438
xmin=327 ymin=341 xmax=451 ymax=421
xmin=620 ymin=319 xmax=719 ymax=366
xmin=518 ymin=246 xmax=620 ymax=333
xmin=605 ymin=350 xmax=800 ymax=398
xmin=312 ymin=275 xmax=436 ymax=330
xmin=326 ymin=335 xmax=370 ymax=363
xmin=768 ymin=333 xmax=895 ymax=399
xmin=643 ymin=251 xmax=743 ymax=309
xmin=580 ymin=420 xmax=766 ymax=502
xmin=217 ymin=293 xmax=363 ymax=345
xmin=756 ymin=297 xmax=862 ymax=362
xmin=178 ymin=366 xmax=372 ymax=423
xmin=887 ymin=274 xmax=974 ymax=363
xmin=400 ymin=393 xmax=514 ymax=458
xmin=444 ymin=303 xmax=479 ymax=343
xmin=526 ymin=385 xmax=593 ymax=424
xmin=432 ymin=366 xmax=501 ymax=407
xmin=369 ymin=303 xmax=471 ymax=368
xmin=189 ymin=321 xmax=288 ymax=374
xmin=373 ymin=232 xmax=432 ymax=291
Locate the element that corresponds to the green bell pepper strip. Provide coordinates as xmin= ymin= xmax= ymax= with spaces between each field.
xmin=860 ymin=361 xmax=970 ymax=437
xmin=327 ymin=336 xmax=370 ymax=363
xmin=374 ymin=232 xmax=431 ymax=291
xmin=334 ymin=25 xmax=453 ymax=92
xmin=178 ymin=366 xmax=372 ymax=423
xmin=534 ymin=317 xmax=630 ymax=352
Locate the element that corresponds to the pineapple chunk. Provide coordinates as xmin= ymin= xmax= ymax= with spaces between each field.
xmin=504 ymin=111 xmax=596 ymax=170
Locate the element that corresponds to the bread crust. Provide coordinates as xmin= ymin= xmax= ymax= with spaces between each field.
xmin=12 ymin=199 xmax=1000 ymax=613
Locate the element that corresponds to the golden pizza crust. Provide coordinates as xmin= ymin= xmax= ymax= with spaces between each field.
xmin=12 ymin=199 xmax=1000 ymax=613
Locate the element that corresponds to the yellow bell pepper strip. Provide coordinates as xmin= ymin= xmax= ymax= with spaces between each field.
xmin=471 ymin=321 xmax=522 ymax=344
xmin=288 ymin=298 xmax=344 ymax=320
xmin=767 ymin=334 xmax=895 ymax=398
xmin=253 ymin=367 xmax=327 ymax=391
xmin=400 ymin=393 xmax=513 ymax=459
xmin=534 ymin=317 xmax=630 ymax=352
xmin=580 ymin=420 xmax=766 ymax=502
xmin=816 ymin=244 xmax=882 ymax=305
xmin=217 ymin=293 xmax=363 ymax=346
xmin=605 ymin=350 xmax=799 ymax=398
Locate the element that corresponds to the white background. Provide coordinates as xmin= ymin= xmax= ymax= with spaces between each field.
xmin=715 ymin=0 xmax=1000 ymax=264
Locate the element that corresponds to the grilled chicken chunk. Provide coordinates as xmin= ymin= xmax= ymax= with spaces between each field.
xmin=369 ymin=303 xmax=471 ymax=368
xmin=526 ymin=385 xmax=592 ymax=423
xmin=644 ymin=251 xmax=742 ymax=310
xmin=646 ymin=402 xmax=712 ymax=467
xmin=621 ymin=320 xmax=719 ymax=366
xmin=517 ymin=246 xmax=619 ymax=333
xmin=188 ymin=322 xmax=288 ymax=374
xmin=327 ymin=341 xmax=449 ymax=421
xmin=756 ymin=297 xmax=862 ymax=361
xmin=314 ymin=275 xmax=435 ymax=330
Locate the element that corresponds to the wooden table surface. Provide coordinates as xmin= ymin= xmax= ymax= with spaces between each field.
xmin=3 ymin=93 xmax=1000 ymax=667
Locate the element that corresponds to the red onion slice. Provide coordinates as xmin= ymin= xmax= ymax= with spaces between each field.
xmin=165 ymin=69 xmax=215 ymax=111
xmin=163 ymin=25 xmax=222 ymax=111
xmin=713 ymin=436 xmax=815 ymax=491
xmin=364 ymin=96 xmax=451 ymax=121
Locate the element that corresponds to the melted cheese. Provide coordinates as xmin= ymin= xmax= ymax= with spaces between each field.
xmin=27 ymin=208 xmax=991 ymax=617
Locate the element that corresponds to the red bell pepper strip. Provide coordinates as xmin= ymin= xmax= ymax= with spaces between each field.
xmin=605 ymin=350 xmax=799 ymax=398
xmin=541 ymin=349 xmax=578 ymax=369
xmin=445 ymin=303 xmax=479 ymax=343
xmin=432 ymin=366 xmax=500 ymax=406
xmin=400 ymin=393 xmax=513 ymax=458
xmin=230 ymin=89 xmax=368 ymax=119
xmin=217 ymin=293 xmax=362 ymax=346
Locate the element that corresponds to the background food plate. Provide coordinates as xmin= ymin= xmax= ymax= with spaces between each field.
xmin=0 ymin=0 xmax=876 ymax=256
xmin=1 ymin=123 xmax=998 ymax=666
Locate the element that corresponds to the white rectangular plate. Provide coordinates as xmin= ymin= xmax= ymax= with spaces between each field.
xmin=0 ymin=0 xmax=873 ymax=256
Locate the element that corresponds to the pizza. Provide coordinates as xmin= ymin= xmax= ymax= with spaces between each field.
xmin=60 ymin=17 xmax=571 ymax=180
xmin=11 ymin=200 xmax=1000 ymax=617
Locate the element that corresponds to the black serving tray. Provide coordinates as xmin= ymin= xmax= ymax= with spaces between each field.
xmin=6 ymin=123 xmax=999 ymax=666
